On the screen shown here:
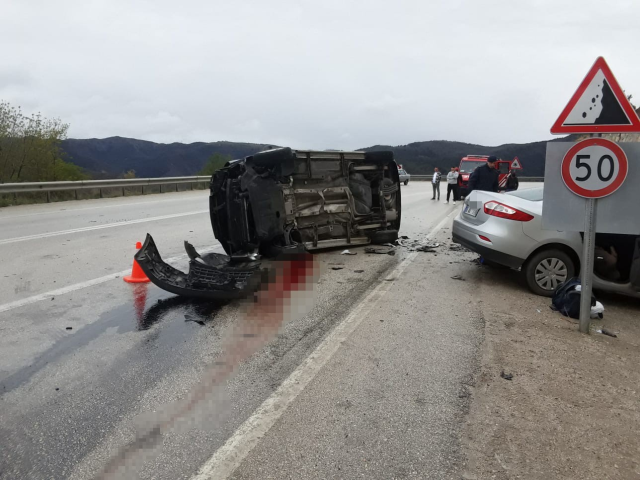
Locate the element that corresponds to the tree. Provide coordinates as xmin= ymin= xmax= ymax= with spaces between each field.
xmin=199 ymin=153 xmax=232 ymax=176
xmin=0 ymin=100 xmax=88 ymax=182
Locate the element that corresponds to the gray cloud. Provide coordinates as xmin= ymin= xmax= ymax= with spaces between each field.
xmin=2 ymin=0 xmax=639 ymax=149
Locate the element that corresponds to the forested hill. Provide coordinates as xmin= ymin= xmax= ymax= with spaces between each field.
xmin=61 ymin=135 xmax=579 ymax=178
xmin=61 ymin=137 xmax=273 ymax=178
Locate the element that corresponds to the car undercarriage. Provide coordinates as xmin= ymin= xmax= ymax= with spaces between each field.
xmin=135 ymin=148 xmax=402 ymax=299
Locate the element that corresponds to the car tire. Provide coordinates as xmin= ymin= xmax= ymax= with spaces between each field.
xmin=404 ymin=180 xmax=409 ymax=185
xmin=369 ymin=229 xmax=399 ymax=245
xmin=523 ymin=249 xmax=576 ymax=297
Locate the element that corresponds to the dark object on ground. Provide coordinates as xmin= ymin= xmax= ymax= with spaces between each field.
xmin=417 ymin=247 xmax=437 ymax=253
xmin=550 ymin=278 xmax=596 ymax=320
xmin=331 ymin=267 xmax=344 ymax=270
xmin=451 ymin=275 xmax=465 ymax=281
xmin=65 ymin=327 xmax=72 ymax=330
xmin=365 ymin=247 xmax=396 ymax=255
xmin=500 ymin=371 xmax=513 ymax=381
xmin=401 ymin=235 xmax=409 ymax=239
xmin=601 ymin=328 xmax=618 ymax=338
xmin=449 ymin=244 xmax=468 ymax=252
xmin=137 ymin=147 xmax=402 ymax=299
xmin=354 ymin=270 xmax=364 ymax=273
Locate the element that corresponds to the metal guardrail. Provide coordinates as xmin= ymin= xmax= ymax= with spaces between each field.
xmin=0 ymin=176 xmax=211 ymax=202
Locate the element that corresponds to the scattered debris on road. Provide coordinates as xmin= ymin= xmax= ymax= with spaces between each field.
xmin=331 ymin=267 xmax=344 ymax=270
xmin=500 ymin=371 xmax=513 ymax=381
xmin=451 ymin=275 xmax=465 ymax=281
xmin=341 ymin=250 xmax=357 ymax=255
xmin=354 ymin=270 xmax=364 ymax=273
xmin=597 ymin=328 xmax=618 ymax=338
xmin=365 ymin=247 xmax=395 ymax=255
xmin=65 ymin=327 xmax=72 ymax=330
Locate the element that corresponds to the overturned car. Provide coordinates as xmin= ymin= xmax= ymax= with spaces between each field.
xmin=135 ymin=147 xmax=402 ymax=299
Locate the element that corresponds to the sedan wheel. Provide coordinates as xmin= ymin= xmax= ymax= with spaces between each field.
xmin=534 ymin=258 xmax=568 ymax=291
xmin=524 ymin=249 xmax=576 ymax=297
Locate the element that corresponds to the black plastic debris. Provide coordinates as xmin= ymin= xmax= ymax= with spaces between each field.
xmin=365 ymin=247 xmax=395 ymax=255
xmin=599 ymin=328 xmax=618 ymax=338
xmin=451 ymin=275 xmax=465 ymax=281
xmin=65 ymin=327 xmax=72 ymax=330
xmin=500 ymin=371 xmax=513 ymax=381
xmin=331 ymin=267 xmax=344 ymax=270
xmin=354 ymin=270 xmax=364 ymax=273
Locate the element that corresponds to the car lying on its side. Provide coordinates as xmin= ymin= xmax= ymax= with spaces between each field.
xmin=135 ymin=147 xmax=402 ymax=299
xmin=452 ymin=187 xmax=640 ymax=298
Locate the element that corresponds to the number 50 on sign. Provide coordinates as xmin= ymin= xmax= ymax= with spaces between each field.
xmin=561 ymin=138 xmax=628 ymax=198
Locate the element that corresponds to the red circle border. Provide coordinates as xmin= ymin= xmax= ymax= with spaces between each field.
xmin=561 ymin=138 xmax=629 ymax=198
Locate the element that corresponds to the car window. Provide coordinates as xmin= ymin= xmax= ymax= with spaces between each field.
xmin=506 ymin=187 xmax=544 ymax=201
xmin=459 ymin=161 xmax=486 ymax=173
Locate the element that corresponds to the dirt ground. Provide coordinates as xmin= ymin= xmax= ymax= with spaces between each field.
xmin=460 ymin=253 xmax=640 ymax=479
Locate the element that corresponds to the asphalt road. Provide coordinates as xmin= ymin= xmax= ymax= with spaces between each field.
xmin=0 ymin=183 xmax=537 ymax=479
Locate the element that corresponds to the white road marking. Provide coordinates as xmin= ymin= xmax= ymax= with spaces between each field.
xmin=0 ymin=245 xmax=222 ymax=314
xmin=0 ymin=192 xmax=207 ymax=220
xmin=192 ymin=213 xmax=453 ymax=480
xmin=0 ymin=210 xmax=208 ymax=246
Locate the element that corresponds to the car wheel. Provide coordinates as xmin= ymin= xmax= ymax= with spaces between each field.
xmin=404 ymin=180 xmax=409 ymax=185
xmin=369 ymin=229 xmax=399 ymax=245
xmin=524 ymin=249 xmax=575 ymax=297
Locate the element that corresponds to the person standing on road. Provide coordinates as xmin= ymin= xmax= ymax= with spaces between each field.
xmin=445 ymin=166 xmax=459 ymax=205
xmin=506 ymin=170 xmax=519 ymax=192
xmin=431 ymin=167 xmax=442 ymax=200
xmin=467 ymin=156 xmax=499 ymax=194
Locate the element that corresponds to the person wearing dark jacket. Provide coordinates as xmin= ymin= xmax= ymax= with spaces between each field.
xmin=506 ymin=170 xmax=519 ymax=192
xmin=468 ymin=156 xmax=499 ymax=194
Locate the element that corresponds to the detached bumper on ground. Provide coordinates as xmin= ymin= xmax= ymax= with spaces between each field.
xmin=135 ymin=234 xmax=264 ymax=300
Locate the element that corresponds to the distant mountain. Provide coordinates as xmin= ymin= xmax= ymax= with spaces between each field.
xmin=61 ymin=137 xmax=274 ymax=178
xmin=61 ymin=135 xmax=579 ymax=179
xmin=360 ymin=136 xmax=579 ymax=176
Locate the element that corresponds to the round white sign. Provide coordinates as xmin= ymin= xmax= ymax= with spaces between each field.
xmin=561 ymin=138 xmax=628 ymax=198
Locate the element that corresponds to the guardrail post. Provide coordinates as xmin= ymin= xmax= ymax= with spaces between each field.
xmin=75 ymin=190 xmax=78 ymax=200
xmin=122 ymin=187 xmax=125 ymax=197
xmin=159 ymin=184 xmax=163 ymax=194
xmin=46 ymin=191 xmax=51 ymax=203
xmin=99 ymin=188 xmax=103 ymax=199
xmin=141 ymin=185 xmax=145 ymax=195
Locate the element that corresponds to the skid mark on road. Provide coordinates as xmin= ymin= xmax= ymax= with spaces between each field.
xmin=192 ymin=213 xmax=453 ymax=480
xmin=0 ymin=210 xmax=208 ymax=246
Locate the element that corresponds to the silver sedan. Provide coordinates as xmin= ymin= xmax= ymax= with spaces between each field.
xmin=452 ymin=187 xmax=640 ymax=298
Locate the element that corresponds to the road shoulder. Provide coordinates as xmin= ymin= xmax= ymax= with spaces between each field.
xmin=462 ymin=262 xmax=640 ymax=479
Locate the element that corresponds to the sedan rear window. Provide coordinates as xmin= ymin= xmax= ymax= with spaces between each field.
xmin=506 ymin=187 xmax=544 ymax=201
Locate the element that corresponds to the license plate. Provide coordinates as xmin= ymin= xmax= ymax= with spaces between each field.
xmin=463 ymin=204 xmax=479 ymax=217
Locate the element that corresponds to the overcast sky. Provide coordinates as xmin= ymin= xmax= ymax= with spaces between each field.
xmin=2 ymin=0 xmax=639 ymax=149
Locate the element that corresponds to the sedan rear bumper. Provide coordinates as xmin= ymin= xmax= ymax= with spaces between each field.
xmin=452 ymin=218 xmax=526 ymax=269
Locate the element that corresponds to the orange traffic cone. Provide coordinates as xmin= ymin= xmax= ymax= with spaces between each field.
xmin=124 ymin=242 xmax=150 ymax=283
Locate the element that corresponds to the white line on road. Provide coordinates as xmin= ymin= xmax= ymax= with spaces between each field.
xmin=0 ymin=245 xmax=222 ymax=314
xmin=0 ymin=210 xmax=208 ymax=246
xmin=0 ymin=192 xmax=207 ymax=220
xmin=192 ymin=213 xmax=454 ymax=480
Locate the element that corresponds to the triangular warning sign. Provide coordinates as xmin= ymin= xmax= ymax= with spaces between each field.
xmin=510 ymin=157 xmax=523 ymax=169
xmin=551 ymin=57 xmax=640 ymax=134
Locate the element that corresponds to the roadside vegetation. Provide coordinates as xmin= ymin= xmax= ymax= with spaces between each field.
xmin=0 ymin=101 xmax=88 ymax=183
xmin=199 ymin=152 xmax=232 ymax=175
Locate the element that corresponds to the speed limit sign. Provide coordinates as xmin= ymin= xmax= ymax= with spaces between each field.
xmin=561 ymin=138 xmax=628 ymax=198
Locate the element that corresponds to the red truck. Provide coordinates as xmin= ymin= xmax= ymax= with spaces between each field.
xmin=457 ymin=155 xmax=520 ymax=197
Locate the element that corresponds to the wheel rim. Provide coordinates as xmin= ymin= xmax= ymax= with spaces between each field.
xmin=534 ymin=257 xmax=568 ymax=291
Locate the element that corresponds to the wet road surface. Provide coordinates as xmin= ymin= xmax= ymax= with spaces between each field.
xmin=0 ymin=184 xmax=504 ymax=478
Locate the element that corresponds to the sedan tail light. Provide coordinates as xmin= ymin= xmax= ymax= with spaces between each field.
xmin=484 ymin=201 xmax=534 ymax=222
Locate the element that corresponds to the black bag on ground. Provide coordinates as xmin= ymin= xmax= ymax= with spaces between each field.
xmin=551 ymin=277 xmax=596 ymax=319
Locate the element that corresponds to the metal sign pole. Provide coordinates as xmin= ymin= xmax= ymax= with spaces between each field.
xmin=579 ymin=197 xmax=597 ymax=333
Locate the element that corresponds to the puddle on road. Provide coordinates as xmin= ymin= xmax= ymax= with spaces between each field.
xmin=0 ymin=284 xmax=225 ymax=396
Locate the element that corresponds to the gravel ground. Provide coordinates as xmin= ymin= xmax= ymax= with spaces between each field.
xmin=461 ymin=259 xmax=640 ymax=479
